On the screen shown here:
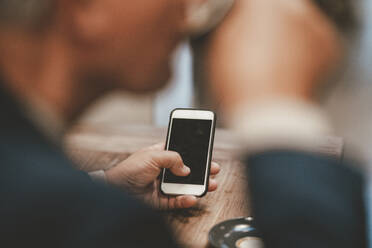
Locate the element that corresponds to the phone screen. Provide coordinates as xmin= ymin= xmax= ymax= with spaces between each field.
xmin=164 ymin=118 xmax=212 ymax=185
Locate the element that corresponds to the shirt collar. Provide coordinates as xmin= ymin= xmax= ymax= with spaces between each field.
xmin=22 ymin=94 xmax=66 ymax=144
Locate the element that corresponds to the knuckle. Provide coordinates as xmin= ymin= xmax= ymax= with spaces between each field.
xmin=169 ymin=199 xmax=176 ymax=209
xmin=169 ymin=151 xmax=183 ymax=166
xmin=176 ymin=198 xmax=183 ymax=208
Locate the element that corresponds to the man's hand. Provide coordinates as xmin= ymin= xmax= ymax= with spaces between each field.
xmin=205 ymin=0 xmax=341 ymax=115
xmin=105 ymin=143 xmax=220 ymax=209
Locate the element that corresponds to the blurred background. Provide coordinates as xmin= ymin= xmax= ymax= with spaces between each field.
xmin=78 ymin=0 xmax=371 ymax=163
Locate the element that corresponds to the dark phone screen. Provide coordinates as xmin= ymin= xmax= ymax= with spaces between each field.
xmin=164 ymin=118 xmax=212 ymax=185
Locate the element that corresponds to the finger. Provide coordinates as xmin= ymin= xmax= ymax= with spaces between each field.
xmin=150 ymin=151 xmax=190 ymax=176
xmin=167 ymin=197 xmax=177 ymax=209
xmin=158 ymin=194 xmax=170 ymax=210
xmin=173 ymin=195 xmax=197 ymax=209
xmin=210 ymin=162 xmax=221 ymax=175
xmin=151 ymin=181 xmax=169 ymax=210
xmin=208 ymin=178 xmax=218 ymax=192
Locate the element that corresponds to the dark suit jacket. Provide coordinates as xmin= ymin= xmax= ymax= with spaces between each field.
xmin=0 ymin=83 xmax=178 ymax=247
xmin=248 ymin=151 xmax=367 ymax=248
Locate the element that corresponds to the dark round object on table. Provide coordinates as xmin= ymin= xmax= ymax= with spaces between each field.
xmin=208 ymin=217 xmax=264 ymax=248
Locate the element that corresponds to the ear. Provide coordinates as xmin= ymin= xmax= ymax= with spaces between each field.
xmin=60 ymin=0 xmax=111 ymax=45
xmin=184 ymin=0 xmax=234 ymax=36
xmin=183 ymin=0 xmax=208 ymax=33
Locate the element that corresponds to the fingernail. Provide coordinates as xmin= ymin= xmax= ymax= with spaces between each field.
xmin=183 ymin=166 xmax=191 ymax=174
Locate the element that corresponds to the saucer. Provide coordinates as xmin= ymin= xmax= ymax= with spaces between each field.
xmin=208 ymin=217 xmax=264 ymax=248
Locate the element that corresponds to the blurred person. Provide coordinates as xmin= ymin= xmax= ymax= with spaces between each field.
xmin=192 ymin=0 xmax=356 ymax=121
xmin=205 ymin=0 xmax=366 ymax=247
xmin=0 ymin=0 xmax=221 ymax=247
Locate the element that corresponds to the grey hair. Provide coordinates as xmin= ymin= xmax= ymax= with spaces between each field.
xmin=0 ymin=0 xmax=53 ymax=27
xmin=0 ymin=0 xmax=359 ymax=33
xmin=312 ymin=0 xmax=359 ymax=33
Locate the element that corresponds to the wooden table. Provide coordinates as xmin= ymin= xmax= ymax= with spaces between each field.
xmin=64 ymin=124 xmax=250 ymax=248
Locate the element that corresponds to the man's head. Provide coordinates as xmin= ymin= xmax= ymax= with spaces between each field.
xmin=0 ymin=0 xmax=357 ymax=122
xmin=0 ymin=0 xmax=188 ymax=93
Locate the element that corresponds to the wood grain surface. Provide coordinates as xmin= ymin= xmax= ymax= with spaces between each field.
xmin=64 ymin=124 xmax=250 ymax=248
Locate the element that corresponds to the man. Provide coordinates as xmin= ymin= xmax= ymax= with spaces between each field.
xmin=0 ymin=0 xmax=365 ymax=248
xmin=0 ymin=0 xmax=221 ymax=247
xmin=205 ymin=0 xmax=366 ymax=247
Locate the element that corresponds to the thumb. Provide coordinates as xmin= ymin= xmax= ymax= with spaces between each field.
xmin=149 ymin=151 xmax=190 ymax=177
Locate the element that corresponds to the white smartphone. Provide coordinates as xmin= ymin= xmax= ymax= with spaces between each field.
xmin=160 ymin=108 xmax=216 ymax=197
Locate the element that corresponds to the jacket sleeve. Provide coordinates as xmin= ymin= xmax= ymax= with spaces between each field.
xmin=1 ymin=157 xmax=179 ymax=248
xmin=247 ymin=150 xmax=367 ymax=248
